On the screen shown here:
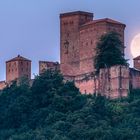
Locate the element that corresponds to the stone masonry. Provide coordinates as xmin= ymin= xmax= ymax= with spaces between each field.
xmin=6 ymin=55 xmax=31 ymax=83
xmin=39 ymin=61 xmax=60 ymax=74
xmin=60 ymin=11 xmax=125 ymax=77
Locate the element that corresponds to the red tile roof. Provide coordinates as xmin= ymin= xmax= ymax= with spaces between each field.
xmin=82 ymin=18 xmax=125 ymax=26
xmin=133 ymin=55 xmax=140 ymax=60
xmin=6 ymin=55 xmax=31 ymax=63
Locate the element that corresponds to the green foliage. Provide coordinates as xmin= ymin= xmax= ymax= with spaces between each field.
xmin=0 ymin=70 xmax=140 ymax=139
xmin=95 ymin=31 xmax=128 ymax=72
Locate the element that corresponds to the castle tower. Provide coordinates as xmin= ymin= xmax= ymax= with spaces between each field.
xmin=6 ymin=55 xmax=31 ymax=83
xmin=133 ymin=56 xmax=140 ymax=70
xmin=39 ymin=61 xmax=59 ymax=74
xmin=60 ymin=11 xmax=125 ymax=77
xmin=60 ymin=11 xmax=93 ymax=76
xmin=60 ymin=11 xmax=126 ymax=95
xmin=79 ymin=18 xmax=126 ymax=75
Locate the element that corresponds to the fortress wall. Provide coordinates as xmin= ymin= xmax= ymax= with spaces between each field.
xmin=0 ymin=81 xmax=6 ymax=90
xmin=39 ymin=61 xmax=60 ymax=74
xmin=130 ymin=68 xmax=140 ymax=89
xmin=75 ymin=79 xmax=96 ymax=94
xmin=74 ymin=73 xmax=98 ymax=94
xmin=65 ymin=65 xmax=129 ymax=99
xmin=99 ymin=65 xmax=129 ymax=99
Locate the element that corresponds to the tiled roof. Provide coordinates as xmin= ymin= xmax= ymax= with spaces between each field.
xmin=82 ymin=18 xmax=125 ymax=26
xmin=6 ymin=55 xmax=31 ymax=63
xmin=133 ymin=55 xmax=140 ymax=60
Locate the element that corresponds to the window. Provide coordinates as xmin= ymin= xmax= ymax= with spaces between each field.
xmin=67 ymin=33 xmax=69 ymax=37
xmin=72 ymin=46 xmax=74 ymax=50
xmin=64 ymin=40 xmax=69 ymax=54
xmin=70 ymin=21 xmax=73 ymax=25
xmin=63 ymin=22 xmax=68 ymax=25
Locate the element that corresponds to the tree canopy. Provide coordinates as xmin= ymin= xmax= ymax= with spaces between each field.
xmin=0 ymin=70 xmax=140 ymax=139
xmin=95 ymin=32 xmax=128 ymax=72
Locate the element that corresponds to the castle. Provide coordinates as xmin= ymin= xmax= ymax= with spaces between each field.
xmin=0 ymin=11 xmax=140 ymax=99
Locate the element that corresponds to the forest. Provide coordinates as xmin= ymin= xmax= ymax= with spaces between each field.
xmin=0 ymin=70 xmax=140 ymax=140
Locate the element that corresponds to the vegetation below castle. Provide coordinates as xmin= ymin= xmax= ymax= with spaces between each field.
xmin=0 ymin=71 xmax=140 ymax=140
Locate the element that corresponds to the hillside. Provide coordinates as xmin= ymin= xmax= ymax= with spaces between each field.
xmin=0 ymin=70 xmax=140 ymax=140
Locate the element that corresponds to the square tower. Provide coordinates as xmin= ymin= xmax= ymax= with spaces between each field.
xmin=60 ymin=11 xmax=93 ymax=76
xmin=79 ymin=18 xmax=126 ymax=75
xmin=6 ymin=55 xmax=31 ymax=83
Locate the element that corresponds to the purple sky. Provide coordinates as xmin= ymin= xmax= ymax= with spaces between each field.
xmin=0 ymin=0 xmax=140 ymax=80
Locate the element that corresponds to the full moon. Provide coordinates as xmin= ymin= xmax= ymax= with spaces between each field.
xmin=131 ymin=34 xmax=140 ymax=58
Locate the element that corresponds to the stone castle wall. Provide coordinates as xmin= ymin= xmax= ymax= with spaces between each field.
xmin=72 ymin=65 xmax=129 ymax=99
xmin=99 ymin=65 xmax=129 ymax=99
xmin=39 ymin=61 xmax=60 ymax=74
xmin=130 ymin=68 xmax=140 ymax=89
xmin=0 ymin=81 xmax=6 ymax=90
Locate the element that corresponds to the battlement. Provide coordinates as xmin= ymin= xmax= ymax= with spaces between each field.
xmin=60 ymin=11 xmax=93 ymax=18
xmin=39 ymin=61 xmax=60 ymax=74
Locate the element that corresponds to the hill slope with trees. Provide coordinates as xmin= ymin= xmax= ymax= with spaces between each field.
xmin=0 ymin=70 xmax=140 ymax=140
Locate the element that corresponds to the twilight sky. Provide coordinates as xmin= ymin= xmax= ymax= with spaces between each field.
xmin=0 ymin=0 xmax=140 ymax=80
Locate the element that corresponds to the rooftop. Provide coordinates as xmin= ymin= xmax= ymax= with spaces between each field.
xmin=82 ymin=18 xmax=126 ymax=27
xmin=6 ymin=55 xmax=31 ymax=63
xmin=60 ymin=11 xmax=93 ymax=18
xmin=133 ymin=55 xmax=140 ymax=60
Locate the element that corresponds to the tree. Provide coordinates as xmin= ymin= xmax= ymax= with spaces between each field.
xmin=95 ymin=31 xmax=128 ymax=72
